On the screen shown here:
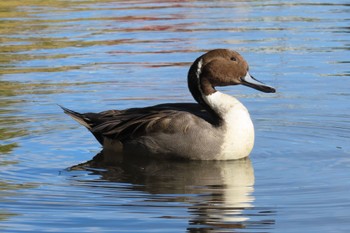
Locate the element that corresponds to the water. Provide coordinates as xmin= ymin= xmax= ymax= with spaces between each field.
xmin=1 ymin=0 xmax=349 ymax=232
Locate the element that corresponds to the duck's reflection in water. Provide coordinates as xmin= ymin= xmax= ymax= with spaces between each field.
xmin=71 ymin=150 xmax=274 ymax=231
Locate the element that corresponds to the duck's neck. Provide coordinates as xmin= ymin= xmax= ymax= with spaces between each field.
xmin=202 ymin=91 xmax=247 ymax=120
xmin=188 ymin=57 xmax=242 ymax=124
xmin=188 ymin=58 xmax=217 ymax=122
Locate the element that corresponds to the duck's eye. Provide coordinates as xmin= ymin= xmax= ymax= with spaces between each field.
xmin=230 ymin=57 xmax=237 ymax=62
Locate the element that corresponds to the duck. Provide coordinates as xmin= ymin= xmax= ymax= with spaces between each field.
xmin=61 ymin=49 xmax=275 ymax=160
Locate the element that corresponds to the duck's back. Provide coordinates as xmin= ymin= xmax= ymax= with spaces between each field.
xmin=62 ymin=104 xmax=222 ymax=160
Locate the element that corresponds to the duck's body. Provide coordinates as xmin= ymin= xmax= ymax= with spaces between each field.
xmin=62 ymin=49 xmax=275 ymax=160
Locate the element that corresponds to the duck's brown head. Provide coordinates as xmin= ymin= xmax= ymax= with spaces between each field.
xmin=188 ymin=49 xmax=275 ymax=105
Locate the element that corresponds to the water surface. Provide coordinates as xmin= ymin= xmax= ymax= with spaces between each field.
xmin=1 ymin=0 xmax=350 ymax=232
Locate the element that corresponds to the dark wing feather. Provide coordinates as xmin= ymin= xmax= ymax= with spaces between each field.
xmin=92 ymin=109 xmax=181 ymax=141
xmin=61 ymin=103 xmax=216 ymax=145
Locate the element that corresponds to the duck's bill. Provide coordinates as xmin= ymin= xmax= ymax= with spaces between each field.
xmin=241 ymin=72 xmax=276 ymax=93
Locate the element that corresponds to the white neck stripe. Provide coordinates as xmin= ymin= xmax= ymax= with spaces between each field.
xmin=196 ymin=59 xmax=203 ymax=80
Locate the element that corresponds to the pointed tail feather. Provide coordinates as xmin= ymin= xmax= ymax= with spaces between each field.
xmin=59 ymin=105 xmax=92 ymax=130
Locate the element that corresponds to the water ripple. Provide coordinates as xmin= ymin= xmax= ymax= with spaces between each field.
xmin=1 ymin=0 xmax=350 ymax=232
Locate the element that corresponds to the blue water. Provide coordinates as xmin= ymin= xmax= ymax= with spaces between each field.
xmin=1 ymin=0 xmax=350 ymax=232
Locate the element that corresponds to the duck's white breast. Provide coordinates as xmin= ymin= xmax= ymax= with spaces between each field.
xmin=204 ymin=91 xmax=255 ymax=160
xmin=219 ymin=106 xmax=254 ymax=160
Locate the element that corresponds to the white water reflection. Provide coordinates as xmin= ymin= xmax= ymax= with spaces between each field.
xmin=70 ymin=152 xmax=260 ymax=231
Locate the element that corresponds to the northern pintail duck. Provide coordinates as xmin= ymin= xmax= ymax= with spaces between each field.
xmin=61 ymin=49 xmax=275 ymax=160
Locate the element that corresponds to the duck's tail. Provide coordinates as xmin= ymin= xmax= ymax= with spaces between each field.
xmin=59 ymin=105 xmax=92 ymax=130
